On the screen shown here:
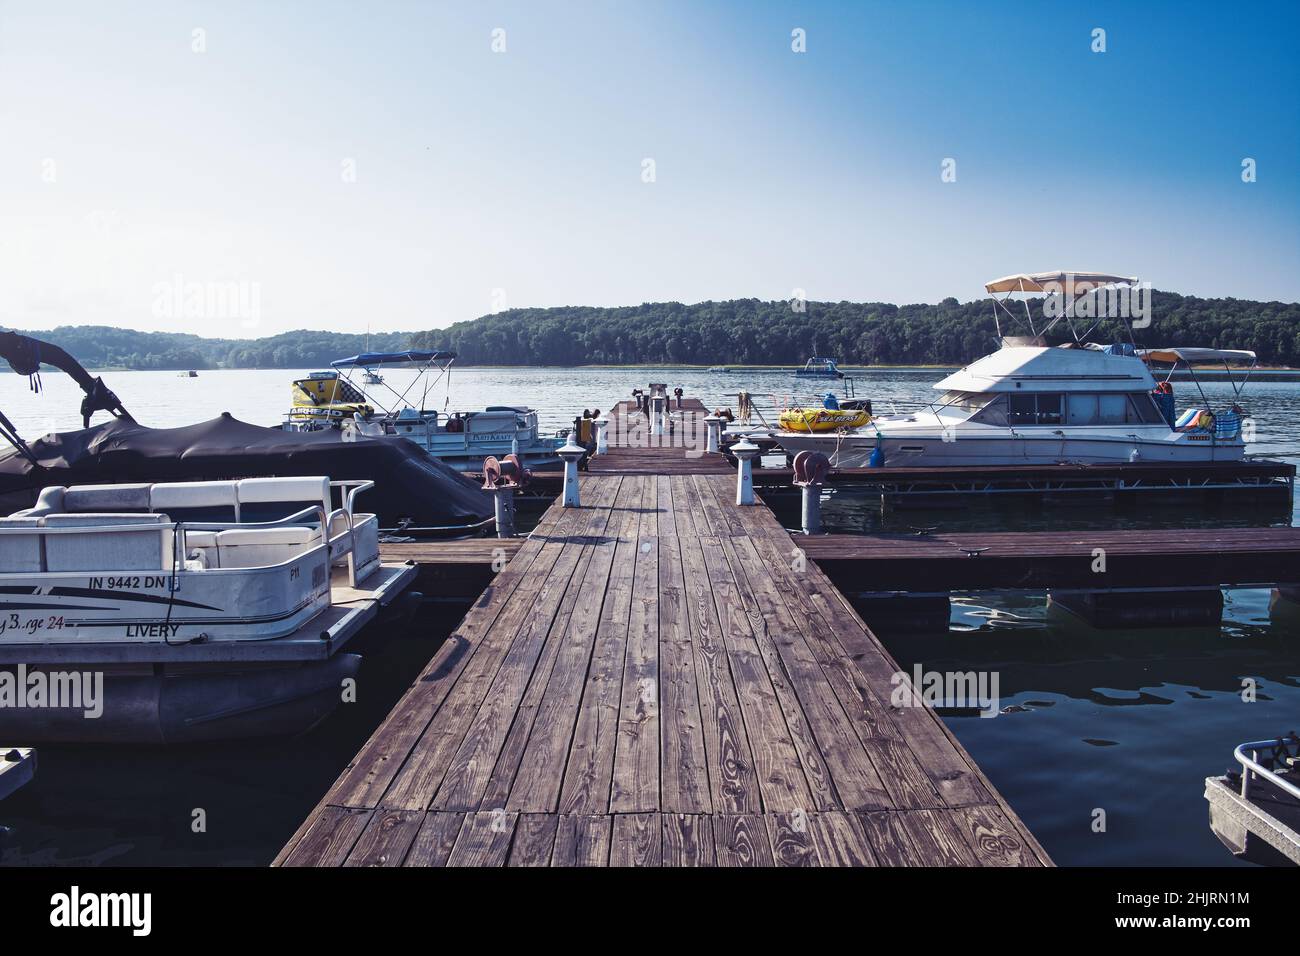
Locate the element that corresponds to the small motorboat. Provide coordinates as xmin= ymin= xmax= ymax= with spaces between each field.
xmin=178 ymin=370 xmax=198 ymax=378
xmin=284 ymin=350 xmax=567 ymax=472
xmin=794 ymin=357 xmax=845 ymax=378
xmin=0 ymin=474 xmax=416 ymax=743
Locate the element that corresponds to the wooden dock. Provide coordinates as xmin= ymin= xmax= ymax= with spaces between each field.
xmin=802 ymin=527 xmax=1300 ymax=593
xmin=279 ymin=461 xmax=1050 ymax=866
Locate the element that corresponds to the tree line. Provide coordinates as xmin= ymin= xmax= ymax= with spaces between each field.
xmin=411 ymin=292 xmax=1299 ymax=367
xmin=5 ymin=291 xmax=1297 ymax=370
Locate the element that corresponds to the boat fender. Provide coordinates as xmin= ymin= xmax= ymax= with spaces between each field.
xmin=867 ymin=435 xmax=885 ymax=468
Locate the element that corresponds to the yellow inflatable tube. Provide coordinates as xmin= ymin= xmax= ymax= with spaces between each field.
xmin=778 ymin=407 xmax=871 ymax=433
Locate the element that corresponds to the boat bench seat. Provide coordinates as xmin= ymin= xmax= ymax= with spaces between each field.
xmin=64 ymin=483 xmax=153 ymax=513
xmin=0 ymin=517 xmax=45 ymax=572
xmin=149 ymin=481 xmax=239 ymax=523
xmin=13 ymin=477 xmax=337 ymax=525
xmin=210 ymin=525 xmax=321 ymax=569
xmin=43 ymin=513 xmax=171 ymax=572
xmin=235 ymin=477 xmax=331 ymax=524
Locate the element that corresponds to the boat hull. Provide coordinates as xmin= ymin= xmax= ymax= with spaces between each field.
xmin=773 ymin=429 xmax=1246 ymax=467
xmin=0 ymin=656 xmax=360 ymax=744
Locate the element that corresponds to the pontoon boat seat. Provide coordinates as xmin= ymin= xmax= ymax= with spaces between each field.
xmin=0 ymin=517 xmax=45 ymax=572
xmin=213 ymin=525 xmax=320 ymax=569
xmin=64 ymin=483 xmax=153 ymax=513
xmin=12 ymin=485 xmax=65 ymax=518
xmin=149 ymin=481 xmax=238 ymax=523
xmin=43 ymin=513 xmax=170 ymax=572
xmin=236 ymin=476 xmax=331 ymax=524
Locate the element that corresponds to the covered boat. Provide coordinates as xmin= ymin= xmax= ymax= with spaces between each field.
xmin=0 ymin=330 xmax=492 ymax=536
xmin=0 ymin=414 xmax=493 ymax=536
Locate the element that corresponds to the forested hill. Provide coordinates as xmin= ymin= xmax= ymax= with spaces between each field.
xmin=4 ymin=290 xmax=1297 ymax=370
xmin=0 ymin=327 xmax=407 ymax=370
xmin=410 ymin=292 xmax=1300 ymax=367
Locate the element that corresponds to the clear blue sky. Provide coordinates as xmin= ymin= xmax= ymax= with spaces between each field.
xmin=0 ymin=0 xmax=1295 ymax=337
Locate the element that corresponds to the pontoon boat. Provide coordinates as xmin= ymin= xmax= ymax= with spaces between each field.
xmin=284 ymin=350 xmax=566 ymax=472
xmin=0 ymin=475 xmax=416 ymax=743
xmin=771 ymin=273 xmax=1255 ymax=467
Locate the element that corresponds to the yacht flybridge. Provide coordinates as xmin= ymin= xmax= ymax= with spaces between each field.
xmin=285 ymin=349 xmax=566 ymax=471
xmin=771 ymin=273 xmax=1255 ymax=468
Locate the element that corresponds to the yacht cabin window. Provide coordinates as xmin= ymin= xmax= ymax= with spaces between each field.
xmin=1007 ymin=393 xmax=1063 ymax=426
xmin=966 ymin=391 xmax=1166 ymax=427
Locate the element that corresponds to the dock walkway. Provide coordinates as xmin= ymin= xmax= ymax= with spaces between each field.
xmin=278 ymin=466 xmax=1050 ymax=866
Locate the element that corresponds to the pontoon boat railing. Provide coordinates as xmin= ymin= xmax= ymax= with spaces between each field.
xmin=1235 ymin=736 xmax=1300 ymax=802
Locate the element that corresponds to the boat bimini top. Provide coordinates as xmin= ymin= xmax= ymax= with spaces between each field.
xmin=0 ymin=476 xmax=381 ymax=646
xmin=1135 ymin=347 xmax=1257 ymax=367
xmin=984 ymin=271 xmax=1142 ymax=346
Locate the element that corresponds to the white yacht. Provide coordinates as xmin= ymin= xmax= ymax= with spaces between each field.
xmin=771 ymin=273 xmax=1255 ymax=468
xmin=285 ymin=350 xmax=566 ymax=472
xmin=0 ymin=475 xmax=416 ymax=743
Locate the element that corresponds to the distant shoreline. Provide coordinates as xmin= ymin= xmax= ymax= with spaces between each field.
xmin=3 ymin=362 xmax=1291 ymax=373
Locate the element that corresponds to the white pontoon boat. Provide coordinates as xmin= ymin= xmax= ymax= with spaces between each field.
xmin=771 ymin=273 xmax=1255 ymax=467
xmin=0 ymin=476 xmax=415 ymax=743
xmin=284 ymin=350 xmax=566 ymax=472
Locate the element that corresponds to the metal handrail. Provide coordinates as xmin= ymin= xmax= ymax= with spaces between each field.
xmin=330 ymin=479 xmax=375 ymax=514
xmin=1235 ymin=737 xmax=1300 ymax=801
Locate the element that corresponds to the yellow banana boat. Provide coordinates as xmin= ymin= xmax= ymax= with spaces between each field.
xmin=778 ymin=407 xmax=871 ymax=433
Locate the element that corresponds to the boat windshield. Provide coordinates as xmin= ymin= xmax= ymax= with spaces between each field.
xmin=936 ymin=390 xmax=997 ymax=412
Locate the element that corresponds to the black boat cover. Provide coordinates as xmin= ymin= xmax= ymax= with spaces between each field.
xmin=0 ymin=413 xmax=493 ymax=533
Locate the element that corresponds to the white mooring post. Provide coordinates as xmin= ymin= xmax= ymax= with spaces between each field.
xmin=650 ymin=396 xmax=665 ymax=437
xmin=558 ymin=432 xmax=586 ymax=507
xmin=704 ymin=415 xmax=722 ymax=454
xmin=594 ymin=417 xmax=608 ymax=455
xmin=731 ymin=437 xmax=761 ymax=506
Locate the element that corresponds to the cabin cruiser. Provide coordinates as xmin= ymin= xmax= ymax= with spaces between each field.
xmin=770 ymin=273 xmax=1255 ymax=468
xmin=284 ymin=350 xmax=566 ymax=472
xmin=0 ymin=474 xmax=416 ymax=743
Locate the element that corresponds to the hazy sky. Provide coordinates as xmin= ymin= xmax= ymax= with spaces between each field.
xmin=0 ymin=0 xmax=1296 ymax=338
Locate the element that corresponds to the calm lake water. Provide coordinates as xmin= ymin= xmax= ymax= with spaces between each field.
xmin=0 ymin=366 xmax=1297 ymax=867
